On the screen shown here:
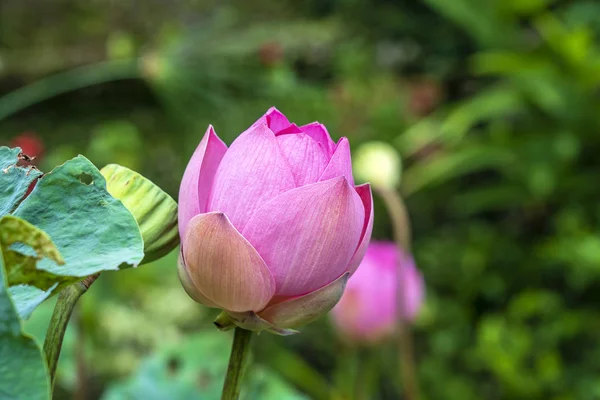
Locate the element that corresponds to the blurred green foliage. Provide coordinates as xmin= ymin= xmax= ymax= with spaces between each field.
xmin=4 ymin=0 xmax=600 ymax=399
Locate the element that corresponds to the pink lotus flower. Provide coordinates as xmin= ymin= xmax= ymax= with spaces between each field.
xmin=178 ymin=107 xmax=373 ymax=333
xmin=330 ymin=241 xmax=425 ymax=344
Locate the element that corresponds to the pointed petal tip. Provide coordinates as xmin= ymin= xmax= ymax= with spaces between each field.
xmin=178 ymin=126 xmax=228 ymax=239
xmin=319 ymin=137 xmax=355 ymax=186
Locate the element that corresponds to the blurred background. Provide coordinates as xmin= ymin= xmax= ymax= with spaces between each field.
xmin=3 ymin=0 xmax=600 ymax=399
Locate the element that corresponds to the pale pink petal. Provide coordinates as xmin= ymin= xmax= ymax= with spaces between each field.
xmin=178 ymin=125 xmax=227 ymax=240
xmin=242 ymin=177 xmax=364 ymax=297
xmin=276 ymin=133 xmax=329 ymax=186
xmin=319 ymin=137 xmax=354 ymax=186
xmin=300 ymin=122 xmax=336 ymax=157
xmin=208 ymin=123 xmax=296 ymax=230
xmin=347 ymin=183 xmax=374 ymax=275
xmin=177 ymin=251 xmax=219 ymax=308
xmin=259 ymin=273 xmax=349 ymax=329
xmin=183 ymin=212 xmax=276 ymax=312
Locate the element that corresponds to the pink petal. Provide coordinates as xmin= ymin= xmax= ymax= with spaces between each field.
xmin=183 ymin=212 xmax=276 ymax=312
xmin=347 ymin=183 xmax=374 ymax=275
xmin=300 ymin=122 xmax=336 ymax=157
xmin=251 ymin=107 xmax=293 ymax=134
xmin=276 ymin=133 xmax=329 ymax=186
xmin=208 ymin=123 xmax=296 ymax=230
xmin=242 ymin=177 xmax=365 ymax=297
xmin=275 ymin=123 xmax=304 ymax=135
xmin=319 ymin=137 xmax=355 ymax=186
xmin=178 ymin=125 xmax=227 ymax=240
xmin=265 ymin=107 xmax=293 ymax=133
xmin=259 ymin=273 xmax=349 ymax=329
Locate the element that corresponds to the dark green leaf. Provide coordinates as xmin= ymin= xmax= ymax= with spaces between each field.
xmin=0 ymin=246 xmax=50 ymax=400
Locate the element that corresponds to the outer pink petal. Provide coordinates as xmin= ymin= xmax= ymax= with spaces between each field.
xmin=300 ymin=122 xmax=336 ymax=157
xmin=276 ymin=133 xmax=329 ymax=186
xmin=347 ymin=183 xmax=374 ymax=275
xmin=242 ymin=177 xmax=364 ymax=297
xmin=183 ymin=212 xmax=276 ymax=312
xmin=319 ymin=137 xmax=355 ymax=186
xmin=258 ymin=273 xmax=349 ymax=329
xmin=178 ymin=125 xmax=227 ymax=240
xmin=208 ymin=123 xmax=296 ymax=230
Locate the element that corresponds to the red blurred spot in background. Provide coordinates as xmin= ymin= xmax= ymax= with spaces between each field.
xmin=10 ymin=132 xmax=45 ymax=165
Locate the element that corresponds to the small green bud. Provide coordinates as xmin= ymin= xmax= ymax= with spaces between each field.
xmin=101 ymin=164 xmax=178 ymax=264
xmin=353 ymin=141 xmax=402 ymax=189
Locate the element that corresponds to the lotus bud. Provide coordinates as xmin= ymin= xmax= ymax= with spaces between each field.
xmin=353 ymin=141 xmax=402 ymax=189
xmin=101 ymin=164 xmax=178 ymax=264
xmin=177 ymin=107 xmax=374 ymax=334
xmin=330 ymin=241 xmax=425 ymax=344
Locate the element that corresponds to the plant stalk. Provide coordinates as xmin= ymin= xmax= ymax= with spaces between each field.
xmin=0 ymin=60 xmax=139 ymax=121
xmin=356 ymin=348 xmax=379 ymax=400
xmin=43 ymin=274 xmax=99 ymax=388
xmin=377 ymin=187 xmax=419 ymax=400
xmin=221 ymin=327 xmax=253 ymax=400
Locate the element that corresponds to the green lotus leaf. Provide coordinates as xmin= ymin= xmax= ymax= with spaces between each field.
xmin=0 ymin=147 xmax=145 ymax=318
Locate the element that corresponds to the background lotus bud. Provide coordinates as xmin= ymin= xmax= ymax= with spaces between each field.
xmin=178 ymin=107 xmax=374 ymax=334
xmin=330 ymin=241 xmax=425 ymax=344
xmin=353 ymin=141 xmax=402 ymax=189
xmin=101 ymin=164 xmax=179 ymax=264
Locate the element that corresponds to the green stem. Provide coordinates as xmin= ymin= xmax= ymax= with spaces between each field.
xmin=356 ymin=348 xmax=379 ymax=400
xmin=221 ymin=327 xmax=253 ymax=400
xmin=0 ymin=60 xmax=139 ymax=121
xmin=377 ymin=187 xmax=419 ymax=400
xmin=43 ymin=274 xmax=98 ymax=388
xmin=377 ymin=188 xmax=412 ymax=251
xmin=334 ymin=344 xmax=359 ymax=400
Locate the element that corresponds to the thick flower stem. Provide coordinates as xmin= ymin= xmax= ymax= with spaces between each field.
xmin=221 ymin=327 xmax=253 ymax=400
xmin=377 ymin=187 xmax=419 ymax=400
xmin=43 ymin=274 xmax=99 ymax=388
